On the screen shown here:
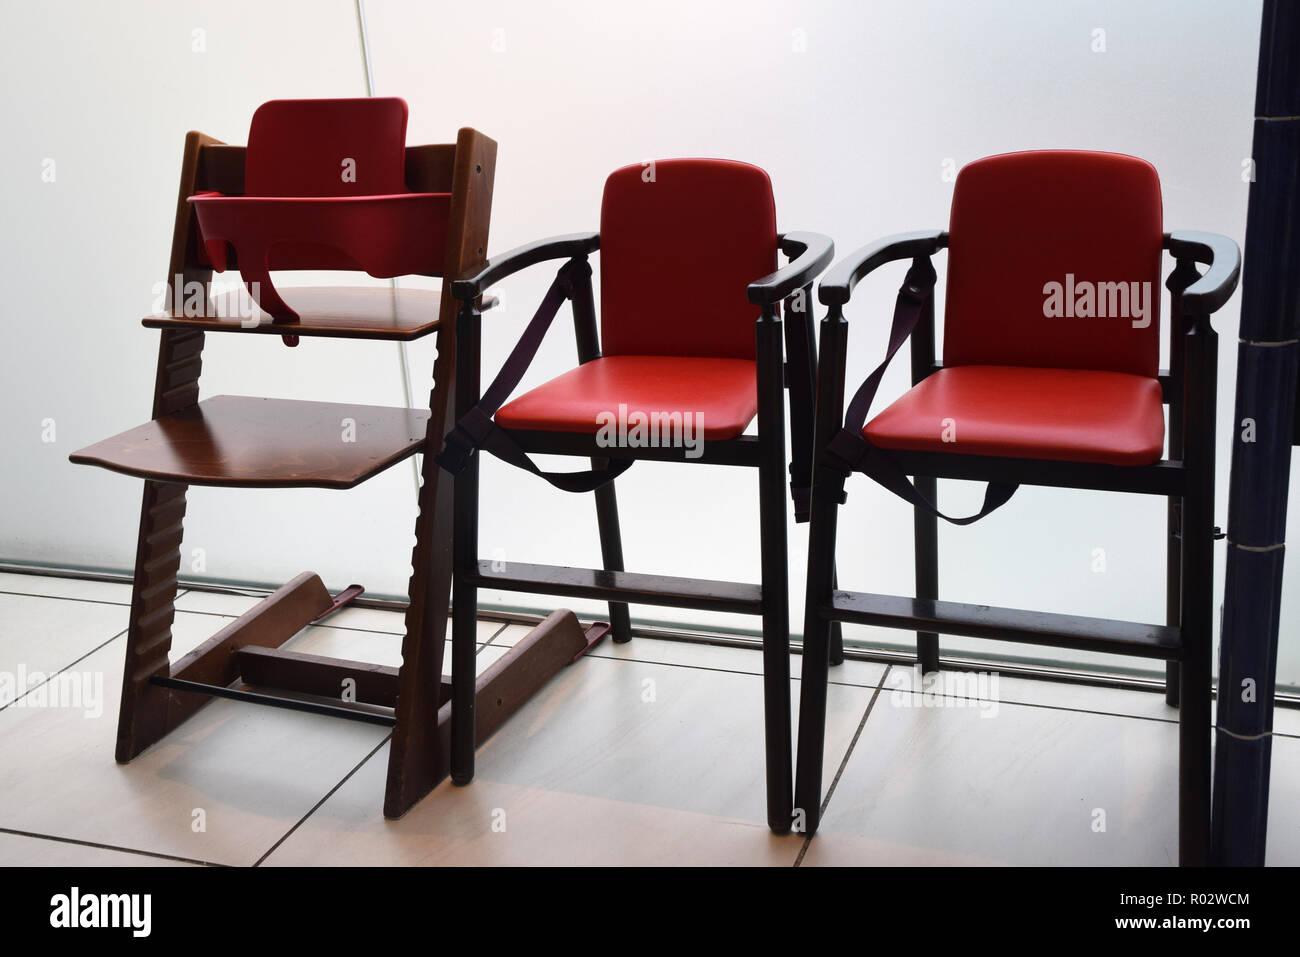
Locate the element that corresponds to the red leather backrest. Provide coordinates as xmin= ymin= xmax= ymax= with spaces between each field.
xmin=943 ymin=151 xmax=1163 ymax=377
xmin=599 ymin=159 xmax=777 ymax=360
xmin=245 ymin=97 xmax=410 ymax=197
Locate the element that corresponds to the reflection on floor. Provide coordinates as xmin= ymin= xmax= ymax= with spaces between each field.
xmin=0 ymin=571 xmax=1294 ymax=866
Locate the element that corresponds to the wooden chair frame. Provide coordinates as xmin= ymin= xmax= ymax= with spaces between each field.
xmin=70 ymin=125 xmax=605 ymax=818
xmin=443 ymin=228 xmax=834 ymax=834
xmin=794 ymin=228 xmax=1240 ymax=864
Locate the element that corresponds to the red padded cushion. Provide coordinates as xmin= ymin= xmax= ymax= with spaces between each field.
xmin=245 ymin=97 xmax=410 ymax=197
xmin=864 ymin=365 xmax=1165 ymax=466
xmin=599 ymin=159 xmax=777 ymax=360
xmin=495 ymin=355 xmax=757 ymax=441
xmin=190 ymin=193 xmax=449 ymax=275
xmin=944 ymin=151 xmax=1163 ymax=378
xmin=188 ymin=98 xmax=446 ymax=321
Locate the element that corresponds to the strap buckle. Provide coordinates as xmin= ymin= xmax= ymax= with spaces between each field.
xmin=898 ymin=259 xmax=937 ymax=305
xmin=434 ymin=427 xmax=476 ymax=474
xmin=899 ymin=284 xmax=927 ymax=305
xmin=550 ymin=255 xmax=589 ymax=302
xmin=435 ymin=407 xmax=496 ymax=475
xmin=823 ymin=429 xmax=871 ymax=474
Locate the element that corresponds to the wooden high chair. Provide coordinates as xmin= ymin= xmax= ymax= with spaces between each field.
xmin=434 ymin=159 xmax=835 ymax=833
xmin=70 ymin=98 xmax=604 ymax=818
xmin=794 ymin=150 xmax=1241 ymax=864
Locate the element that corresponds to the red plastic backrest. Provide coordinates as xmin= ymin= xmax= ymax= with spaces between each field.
xmin=943 ymin=150 xmax=1163 ymax=378
xmin=599 ymin=159 xmax=777 ymax=360
xmin=244 ymin=97 xmax=410 ymax=197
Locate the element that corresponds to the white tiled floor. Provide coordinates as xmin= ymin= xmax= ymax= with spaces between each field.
xmin=0 ymin=570 xmax=1295 ymax=866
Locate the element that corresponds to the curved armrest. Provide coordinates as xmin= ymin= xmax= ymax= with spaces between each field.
xmin=452 ymin=232 xmax=600 ymax=301
xmin=1163 ymin=231 xmax=1241 ymax=315
xmin=747 ymin=231 xmax=835 ymax=305
xmin=818 ymin=230 xmax=947 ymax=306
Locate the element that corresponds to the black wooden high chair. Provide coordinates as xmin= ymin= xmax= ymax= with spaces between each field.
xmin=793 ymin=150 xmax=1240 ymax=864
xmin=434 ymin=159 xmax=834 ymax=833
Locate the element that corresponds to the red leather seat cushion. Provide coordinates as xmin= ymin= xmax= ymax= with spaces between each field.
xmin=599 ymin=159 xmax=777 ymax=360
xmin=495 ymin=355 xmax=757 ymax=441
xmin=864 ymin=365 xmax=1165 ymax=466
xmin=944 ymin=150 xmax=1164 ymax=378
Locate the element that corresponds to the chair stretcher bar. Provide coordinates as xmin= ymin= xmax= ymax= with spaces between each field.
xmin=883 ymin=449 xmax=1187 ymax=496
xmin=471 ymin=559 xmax=765 ymax=615
xmin=150 ymin=675 xmax=398 ymax=726
xmin=826 ymin=590 xmax=1182 ymax=659
xmin=153 ymin=610 xmax=603 ymax=795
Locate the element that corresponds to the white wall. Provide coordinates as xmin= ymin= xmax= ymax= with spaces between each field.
xmin=3 ymin=0 xmax=1293 ymax=685
xmin=0 ymin=0 xmax=415 ymax=603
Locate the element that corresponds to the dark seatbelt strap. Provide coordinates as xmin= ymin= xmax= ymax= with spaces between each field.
xmin=435 ymin=258 xmax=633 ymax=493
xmin=823 ymin=256 xmax=1018 ymax=525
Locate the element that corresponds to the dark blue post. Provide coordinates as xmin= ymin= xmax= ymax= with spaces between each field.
xmin=1210 ymin=0 xmax=1300 ymax=865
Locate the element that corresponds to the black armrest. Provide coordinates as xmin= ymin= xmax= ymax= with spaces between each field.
xmin=451 ymin=232 xmax=600 ymax=301
xmin=1163 ymin=231 xmax=1241 ymax=315
xmin=818 ymin=230 xmax=947 ymax=306
xmin=747 ymin=231 xmax=835 ymax=305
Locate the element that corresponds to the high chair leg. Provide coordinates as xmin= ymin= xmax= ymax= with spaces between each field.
xmin=794 ymin=468 xmax=846 ymax=838
xmin=450 ymin=304 xmax=482 ymax=788
xmin=758 ymin=308 xmax=793 ymax=835
xmin=116 ymin=479 xmax=189 ymax=762
xmin=829 ymin=566 xmax=845 ymax=666
xmin=1177 ymin=310 xmax=1217 ymax=866
xmin=450 ymin=462 xmax=479 ymax=786
xmin=592 ymin=462 xmax=632 ymax=643
xmin=915 ymin=474 xmax=940 ymax=675
xmin=1178 ymin=481 xmax=1213 ymax=866
xmin=1166 ymin=499 xmax=1183 ymax=707
xmin=385 ymin=334 xmax=460 ymax=818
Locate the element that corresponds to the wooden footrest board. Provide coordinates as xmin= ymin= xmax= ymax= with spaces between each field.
xmin=70 ymin=395 xmax=429 ymax=489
